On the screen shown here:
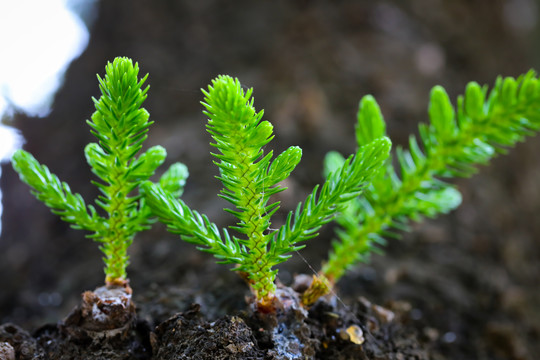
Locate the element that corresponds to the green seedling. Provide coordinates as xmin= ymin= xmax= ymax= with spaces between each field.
xmin=11 ymin=57 xmax=186 ymax=287
xmin=302 ymin=71 xmax=540 ymax=305
xmin=13 ymin=55 xmax=539 ymax=321
xmin=141 ymin=75 xmax=391 ymax=311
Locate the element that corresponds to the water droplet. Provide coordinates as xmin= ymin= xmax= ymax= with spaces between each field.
xmin=442 ymin=331 xmax=457 ymax=343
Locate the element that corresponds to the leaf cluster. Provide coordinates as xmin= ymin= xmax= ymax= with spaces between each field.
xmin=13 ymin=57 xmax=539 ymax=312
xmin=321 ymin=71 xmax=540 ymax=282
xmin=142 ymin=75 xmax=391 ymax=305
xmin=11 ymin=57 xmax=187 ymax=283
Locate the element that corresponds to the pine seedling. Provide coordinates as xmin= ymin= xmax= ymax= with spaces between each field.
xmin=11 ymin=57 xmax=187 ymax=286
xmin=302 ymin=71 xmax=540 ymax=305
xmin=141 ymin=75 xmax=391 ymax=311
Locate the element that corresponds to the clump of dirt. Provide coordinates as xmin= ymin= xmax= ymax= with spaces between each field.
xmin=149 ymin=283 xmax=431 ymax=360
xmin=33 ymin=320 xmax=152 ymax=360
xmin=309 ymin=297 xmax=430 ymax=360
xmin=65 ymin=282 xmax=136 ymax=334
xmin=0 ymin=278 xmax=431 ymax=359
xmin=152 ymin=304 xmax=264 ymax=360
xmin=242 ymin=286 xmax=318 ymax=359
xmin=0 ymin=283 xmax=152 ymax=360
xmin=0 ymin=323 xmax=46 ymax=360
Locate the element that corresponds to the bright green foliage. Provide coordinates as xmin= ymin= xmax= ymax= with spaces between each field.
xmin=11 ymin=57 xmax=186 ymax=284
xmin=355 ymin=95 xmax=387 ymax=146
xmin=322 ymin=71 xmax=540 ymax=282
xmin=142 ymin=75 xmax=391 ymax=306
xmin=159 ymin=162 xmax=189 ymax=198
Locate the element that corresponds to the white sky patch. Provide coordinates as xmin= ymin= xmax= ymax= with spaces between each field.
xmin=0 ymin=0 xmax=90 ymax=116
xmin=0 ymin=0 xmax=91 ymax=234
xmin=0 ymin=124 xmax=23 ymax=162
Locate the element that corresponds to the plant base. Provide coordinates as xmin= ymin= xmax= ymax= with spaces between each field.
xmin=63 ymin=282 xmax=136 ymax=336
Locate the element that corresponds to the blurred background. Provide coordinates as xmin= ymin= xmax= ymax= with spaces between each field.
xmin=1 ymin=0 xmax=539 ymax=358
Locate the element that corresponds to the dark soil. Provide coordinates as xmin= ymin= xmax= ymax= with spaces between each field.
xmin=1 ymin=282 xmax=431 ymax=359
xmin=2 ymin=1 xmax=540 ymax=359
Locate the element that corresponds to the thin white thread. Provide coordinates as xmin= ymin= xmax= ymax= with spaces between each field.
xmin=293 ymin=249 xmax=351 ymax=311
xmin=293 ymin=249 xmax=378 ymax=342
xmin=262 ymin=152 xmax=376 ymax=343
xmin=251 ymin=98 xmax=376 ymax=343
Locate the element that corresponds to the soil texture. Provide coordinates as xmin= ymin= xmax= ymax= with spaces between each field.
xmin=1 ymin=281 xmax=431 ymax=359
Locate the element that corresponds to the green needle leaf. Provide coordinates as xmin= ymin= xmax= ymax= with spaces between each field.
xmin=323 ymin=70 xmax=540 ymax=284
xmin=12 ymin=57 xmax=180 ymax=285
xmin=144 ymin=75 xmax=390 ymax=308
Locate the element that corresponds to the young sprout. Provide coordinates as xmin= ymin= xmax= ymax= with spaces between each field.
xmin=141 ymin=75 xmax=392 ymax=311
xmin=302 ymin=71 xmax=540 ymax=305
xmin=11 ymin=57 xmax=187 ymax=287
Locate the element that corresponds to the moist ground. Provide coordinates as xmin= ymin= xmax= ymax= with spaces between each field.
xmin=1 ymin=281 xmax=431 ymax=359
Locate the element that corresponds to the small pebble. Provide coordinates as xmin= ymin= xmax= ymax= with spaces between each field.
xmin=372 ymin=304 xmax=395 ymax=323
xmin=338 ymin=325 xmax=365 ymax=345
xmin=346 ymin=325 xmax=365 ymax=345
xmin=0 ymin=342 xmax=15 ymax=360
xmin=423 ymin=327 xmax=439 ymax=341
